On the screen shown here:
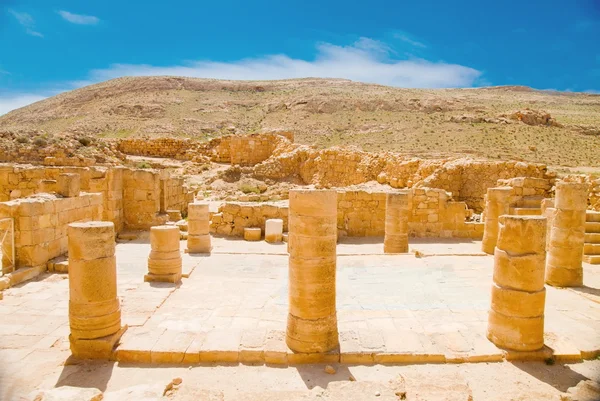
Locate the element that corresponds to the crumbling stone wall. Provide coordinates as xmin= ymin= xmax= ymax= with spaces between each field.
xmin=210 ymin=201 xmax=289 ymax=236
xmin=115 ymin=131 xmax=294 ymax=165
xmin=161 ymin=174 xmax=194 ymax=215
xmin=117 ymin=138 xmax=193 ymax=159
xmin=211 ymin=187 xmax=483 ymax=239
xmin=415 ymin=160 xmax=549 ymax=212
xmin=122 ymin=169 xmax=165 ymax=229
xmin=337 ymin=188 xmax=482 ymax=238
xmin=0 ymin=193 xmax=103 ymax=269
xmin=0 ymin=164 xmax=94 ymax=201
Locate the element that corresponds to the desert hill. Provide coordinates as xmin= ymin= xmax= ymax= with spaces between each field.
xmin=1 ymin=76 xmax=599 ymax=166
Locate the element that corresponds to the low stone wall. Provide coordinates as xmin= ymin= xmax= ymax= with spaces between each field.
xmin=211 ymin=188 xmax=483 ymax=239
xmin=338 ymin=188 xmax=483 ymax=238
xmin=0 ymin=193 xmax=103 ymax=269
xmin=115 ymin=131 xmax=294 ymax=165
xmin=210 ymin=201 xmax=289 ymax=236
xmin=252 ymin=144 xmax=550 ymax=212
xmin=122 ymin=169 xmax=165 ymax=230
xmin=116 ymin=138 xmax=192 ymax=158
xmin=162 ymin=175 xmax=195 ymax=215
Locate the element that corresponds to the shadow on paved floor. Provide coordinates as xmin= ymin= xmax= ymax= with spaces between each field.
xmin=511 ymin=361 xmax=590 ymax=393
xmin=570 ymin=285 xmax=600 ymax=297
xmin=55 ymin=359 xmax=116 ymax=392
xmin=295 ymin=364 xmax=354 ymax=390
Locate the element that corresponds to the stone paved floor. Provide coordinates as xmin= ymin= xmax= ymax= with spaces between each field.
xmin=1 ymin=238 xmax=599 ymax=369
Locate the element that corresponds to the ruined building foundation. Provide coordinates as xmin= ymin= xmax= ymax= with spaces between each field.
xmin=145 ymin=225 xmax=182 ymax=283
xmin=286 ymin=189 xmax=339 ymax=353
xmin=68 ymin=221 xmax=126 ymax=359
xmin=546 ymin=182 xmax=588 ymax=287
xmin=383 ymin=191 xmax=410 ymax=254
xmin=487 ymin=215 xmax=547 ymax=351
xmin=481 ymin=187 xmax=513 ymax=255
xmin=187 ymin=202 xmax=211 ymax=253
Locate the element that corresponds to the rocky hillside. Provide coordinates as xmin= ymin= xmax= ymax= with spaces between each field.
xmin=1 ymin=76 xmax=599 ymax=166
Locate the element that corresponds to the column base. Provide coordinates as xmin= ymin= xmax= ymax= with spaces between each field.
xmin=144 ymin=273 xmax=181 ymax=283
xmin=70 ymin=325 xmax=127 ymax=360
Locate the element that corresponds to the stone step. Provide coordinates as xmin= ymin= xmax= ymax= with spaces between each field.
xmin=586 ymin=222 xmax=600 ymax=233
xmin=585 ymin=233 xmax=600 ymax=244
xmin=586 ymin=211 xmax=600 ymax=223
xmin=583 ymin=255 xmax=600 ymax=264
xmin=517 ymin=196 xmax=545 ymax=208
xmin=584 ymin=243 xmax=600 ymax=255
xmin=511 ymin=207 xmax=542 ymax=216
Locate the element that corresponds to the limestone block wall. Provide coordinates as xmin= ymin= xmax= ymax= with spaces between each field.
xmin=337 ymin=188 xmax=482 ymax=238
xmin=122 ymin=169 xmax=166 ymax=230
xmin=229 ymin=133 xmax=292 ymax=166
xmin=590 ymin=178 xmax=600 ymax=211
xmin=0 ymin=193 xmax=103 ymax=269
xmin=116 ymin=138 xmax=193 ymax=158
xmin=212 ymin=187 xmax=483 ymax=239
xmin=0 ymin=164 xmax=95 ymax=202
xmin=161 ymin=175 xmax=194 ymax=215
xmin=496 ymin=177 xmax=553 ymax=210
xmin=210 ymin=202 xmax=289 ymax=237
xmin=417 ymin=160 xmax=549 ymax=212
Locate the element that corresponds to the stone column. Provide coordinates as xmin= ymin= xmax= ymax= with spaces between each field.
xmin=68 ymin=221 xmax=125 ymax=359
xmin=487 ymin=215 xmax=546 ymax=351
xmin=286 ymin=189 xmax=339 ymax=353
xmin=481 ymin=187 xmax=513 ymax=254
xmin=546 ymin=182 xmax=588 ymax=287
xmin=540 ymin=198 xmax=556 ymax=251
xmin=265 ymin=219 xmax=283 ymax=243
xmin=384 ymin=191 xmax=410 ymax=254
xmin=146 ymin=225 xmax=182 ymax=283
xmin=187 ymin=202 xmax=211 ymax=253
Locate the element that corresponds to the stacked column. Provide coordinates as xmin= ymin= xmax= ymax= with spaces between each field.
xmin=146 ymin=225 xmax=182 ymax=283
xmin=187 ymin=202 xmax=211 ymax=253
xmin=384 ymin=191 xmax=410 ymax=254
xmin=286 ymin=189 xmax=339 ymax=353
xmin=481 ymin=187 xmax=513 ymax=255
xmin=68 ymin=221 xmax=125 ymax=359
xmin=546 ymin=182 xmax=588 ymax=287
xmin=487 ymin=215 xmax=547 ymax=351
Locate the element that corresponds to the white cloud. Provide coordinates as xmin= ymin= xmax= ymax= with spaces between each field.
xmin=0 ymin=94 xmax=48 ymax=116
xmin=58 ymin=10 xmax=99 ymax=25
xmin=8 ymin=9 xmax=43 ymax=37
xmin=0 ymin=37 xmax=484 ymax=116
xmin=88 ymin=38 xmax=482 ymax=88
xmin=393 ymin=32 xmax=427 ymax=49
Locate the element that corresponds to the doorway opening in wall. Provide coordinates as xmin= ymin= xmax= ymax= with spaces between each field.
xmin=0 ymin=218 xmax=15 ymax=276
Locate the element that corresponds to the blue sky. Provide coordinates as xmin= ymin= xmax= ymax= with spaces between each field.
xmin=1 ymin=0 xmax=599 ymax=115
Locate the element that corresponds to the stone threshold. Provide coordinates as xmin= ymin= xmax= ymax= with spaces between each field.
xmin=112 ymin=344 xmax=598 ymax=366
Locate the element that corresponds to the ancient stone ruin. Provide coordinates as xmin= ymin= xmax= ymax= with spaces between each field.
xmin=0 ymin=131 xmax=599 ymax=399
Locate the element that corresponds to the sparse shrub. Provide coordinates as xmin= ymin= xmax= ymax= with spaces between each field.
xmin=239 ymin=183 xmax=260 ymax=194
xmin=544 ymin=357 xmax=555 ymax=366
xmin=136 ymin=162 xmax=152 ymax=169
xmin=32 ymin=137 xmax=47 ymax=147
xmin=78 ymin=137 xmax=92 ymax=146
xmin=16 ymin=136 xmax=28 ymax=144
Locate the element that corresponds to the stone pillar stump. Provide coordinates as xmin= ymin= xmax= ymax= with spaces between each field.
xmin=265 ymin=219 xmax=284 ymax=243
xmin=481 ymin=187 xmax=513 ymax=254
xmin=146 ymin=225 xmax=182 ymax=283
xmin=68 ymin=221 xmax=126 ymax=359
xmin=187 ymin=202 xmax=211 ymax=253
xmin=384 ymin=191 xmax=410 ymax=254
xmin=546 ymin=182 xmax=588 ymax=287
xmin=286 ymin=189 xmax=339 ymax=353
xmin=487 ymin=215 xmax=547 ymax=351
